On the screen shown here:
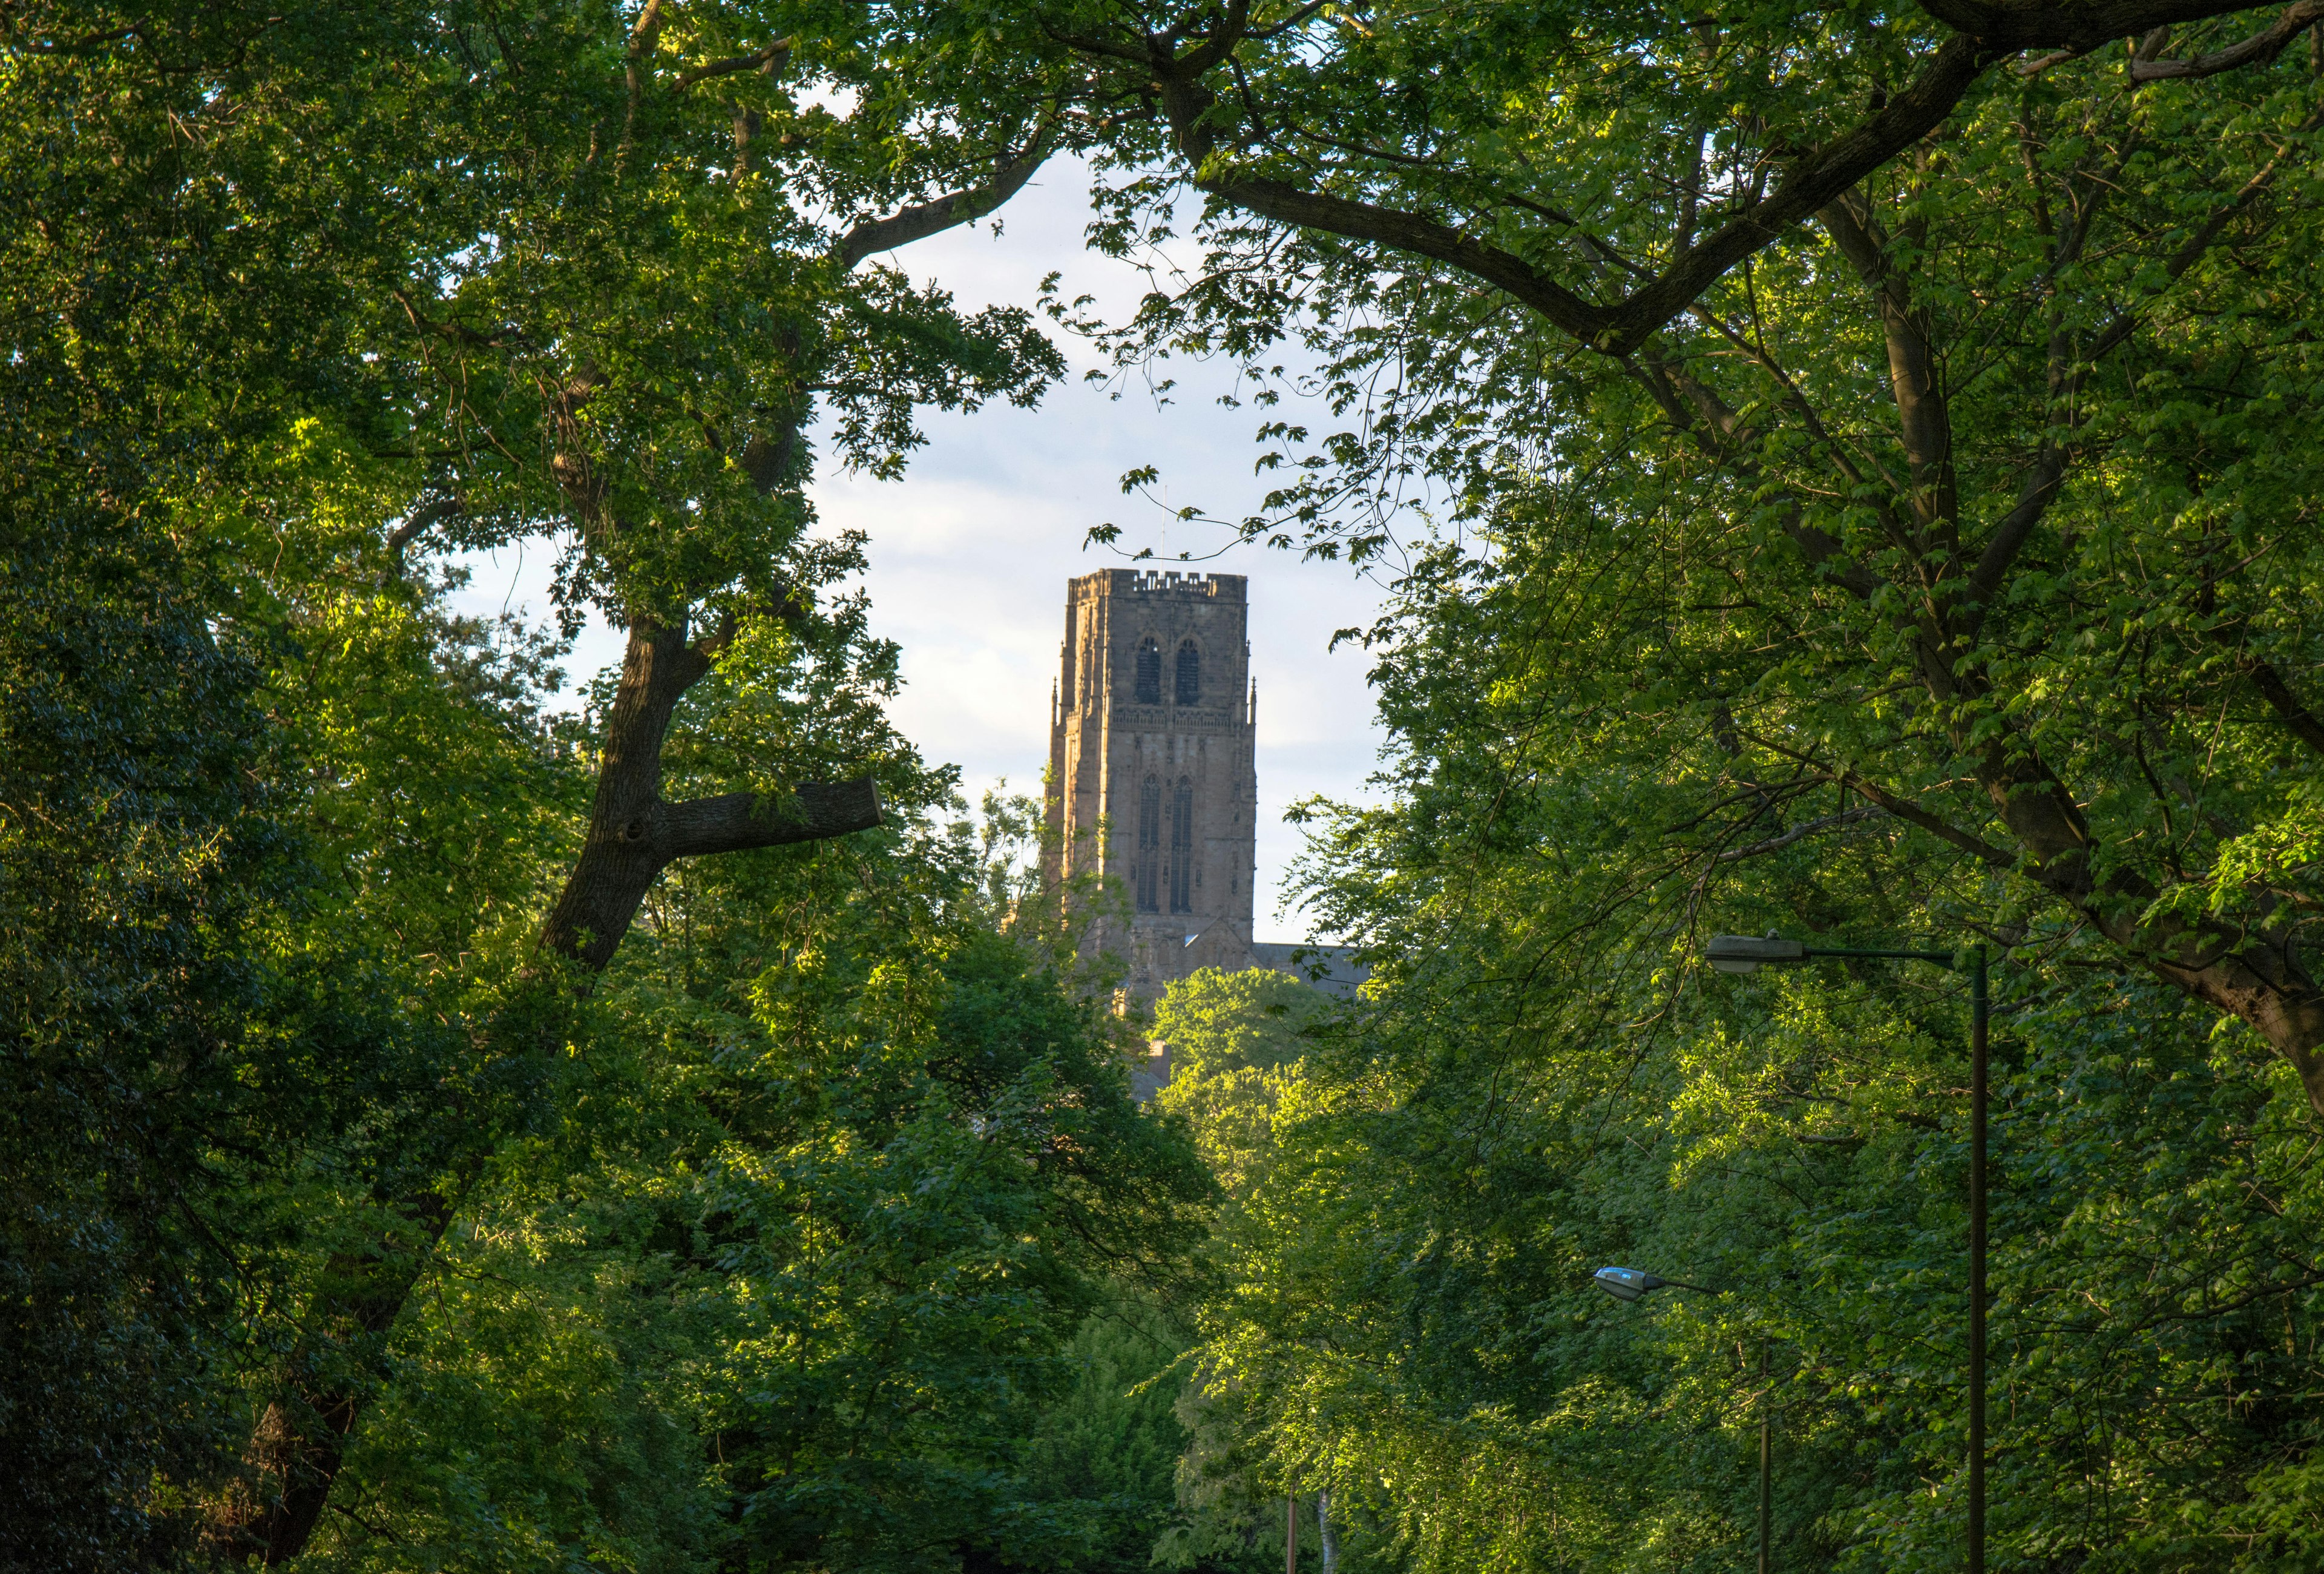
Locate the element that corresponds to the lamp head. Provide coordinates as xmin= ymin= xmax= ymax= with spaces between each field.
xmin=1704 ymin=932 xmax=1809 ymax=974
xmin=1592 ymin=1266 xmax=1667 ymax=1302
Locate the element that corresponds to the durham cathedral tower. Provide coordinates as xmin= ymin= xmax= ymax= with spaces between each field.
xmin=1045 ymin=570 xmax=1259 ymax=998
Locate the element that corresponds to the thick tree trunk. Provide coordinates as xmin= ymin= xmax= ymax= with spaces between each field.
xmin=1974 ymin=748 xmax=2324 ymax=1116
xmin=536 ymin=616 xmax=881 ymax=969
xmin=200 ymin=1196 xmax=454 ymax=1561
xmin=204 ymin=614 xmax=881 ymax=1563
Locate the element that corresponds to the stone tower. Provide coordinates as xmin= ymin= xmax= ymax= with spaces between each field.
xmin=1045 ymin=569 xmax=1258 ymax=998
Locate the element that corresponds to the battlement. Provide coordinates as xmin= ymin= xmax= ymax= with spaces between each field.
xmin=1072 ymin=568 xmax=1247 ymax=602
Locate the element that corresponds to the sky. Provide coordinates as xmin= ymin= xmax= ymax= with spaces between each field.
xmin=450 ymin=160 xmax=1397 ymax=944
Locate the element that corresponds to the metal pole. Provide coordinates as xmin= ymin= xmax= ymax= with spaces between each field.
xmin=1969 ymin=946 xmax=1987 ymax=1574
xmin=1704 ymin=934 xmax=1989 ymax=1569
xmin=1759 ymin=1343 xmax=1772 ymax=1574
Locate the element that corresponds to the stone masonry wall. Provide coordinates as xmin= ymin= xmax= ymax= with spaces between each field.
xmin=1044 ymin=570 xmax=1258 ymax=998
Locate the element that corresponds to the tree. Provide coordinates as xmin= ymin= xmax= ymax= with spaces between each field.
xmin=4 ymin=1 xmax=1114 ymax=1558
xmin=1028 ymin=0 xmax=2324 ymax=1108
xmin=996 ymin=15 xmax=2324 ymax=1561
xmin=1144 ymin=970 xmax=1349 ymax=1574
xmin=1186 ymin=799 xmax=2324 ymax=1569
xmin=1018 ymin=1305 xmax=1197 ymax=1574
xmin=0 ymin=12 xmax=465 ymax=1559
xmin=0 ymin=522 xmax=325 ymax=1574
xmin=304 ymin=803 xmax=1212 ymax=1572
xmin=1153 ymin=967 xmax=1334 ymax=1199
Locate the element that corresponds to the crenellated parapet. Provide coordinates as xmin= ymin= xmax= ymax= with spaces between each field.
xmin=1103 ymin=568 xmax=1245 ymax=601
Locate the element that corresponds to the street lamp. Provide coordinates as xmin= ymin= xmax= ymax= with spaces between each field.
xmin=1592 ymin=1267 xmax=1771 ymax=1574
xmin=1702 ymin=932 xmax=1990 ymax=1574
xmin=1590 ymin=1265 xmax=1721 ymax=1302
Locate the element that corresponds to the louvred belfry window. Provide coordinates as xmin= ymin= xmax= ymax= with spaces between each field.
xmin=1135 ymin=637 xmax=1161 ymax=704
xmin=1137 ymin=774 xmax=1161 ymax=912
xmin=1169 ymin=776 xmax=1195 ymax=913
xmin=1175 ymin=640 xmax=1200 ymax=705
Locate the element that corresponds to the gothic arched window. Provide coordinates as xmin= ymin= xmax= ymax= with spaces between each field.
xmin=1175 ymin=639 xmax=1200 ymax=705
xmin=1137 ymin=774 xmax=1162 ymax=912
xmin=1134 ymin=637 xmax=1162 ymax=704
xmin=1169 ymin=775 xmax=1195 ymax=913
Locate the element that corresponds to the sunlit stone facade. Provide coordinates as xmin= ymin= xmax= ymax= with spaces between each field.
xmin=1044 ymin=570 xmax=1259 ymax=998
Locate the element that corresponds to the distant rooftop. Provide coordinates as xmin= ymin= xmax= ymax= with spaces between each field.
xmin=1249 ymin=942 xmax=1370 ymax=1002
xmin=1129 ymin=946 xmax=1370 ymax=1104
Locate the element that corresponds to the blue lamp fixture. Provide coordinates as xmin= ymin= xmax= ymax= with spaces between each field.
xmin=1591 ymin=1265 xmax=1720 ymax=1302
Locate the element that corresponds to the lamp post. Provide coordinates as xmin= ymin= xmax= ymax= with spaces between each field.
xmin=1591 ymin=1268 xmax=1771 ymax=1574
xmin=1702 ymin=934 xmax=1989 ymax=1574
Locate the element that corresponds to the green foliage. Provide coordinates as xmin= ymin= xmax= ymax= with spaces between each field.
xmin=1 ymin=3 xmax=1183 ymax=1567
xmin=1141 ymin=544 xmax=2324 ymax=1572
xmin=1016 ymin=1305 xmax=1195 ymax=1574
xmin=1145 ymin=970 xmax=1351 ymax=1574
xmin=26 ymin=3 xmax=2324 ymax=1572
xmin=289 ymin=811 xmax=1212 ymax=1573
xmin=0 ymin=520 xmax=292 ymax=1570
xmin=1154 ymin=967 xmax=1335 ymax=1199
xmin=1046 ymin=0 xmax=2324 ymax=1082
xmin=1021 ymin=16 xmax=2324 ymax=1569
xmin=1157 ymin=969 xmax=1332 ymax=1082
xmin=1169 ymin=892 xmax=2324 ymax=1570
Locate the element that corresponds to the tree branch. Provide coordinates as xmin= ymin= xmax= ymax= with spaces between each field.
xmin=1717 ymin=806 xmax=1883 ymax=861
xmin=2130 ymin=0 xmax=2324 ymax=75
xmin=1628 ymin=350 xmax=1889 ymax=600
xmin=1918 ymin=0 xmax=2296 ymax=53
xmin=660 ymin=781 xmax=886 ymax=860
xmin=1113 ymin=0 xmax=2309 ymax=355
xmin=620 ymin=0 xmax=668 ymax=171
xmin=836 ymin=134 xmax=1056 ymax=269
xmin=1834 ymin=772 xmax=2019 ymax=868
xmin=534 ymin=618 xmax=885 ymax=969
xmin=2236 ymin=656 xmax=2324 ymax=756
xmin=1818 ymin=193 xmax=1960 ymax=536
xmin=1738 ymin=731 xmax=2023 ymax=868
xmin=1150 ymin=34 xmax=1988 ymax=354
xmin=2084 ymin=99 xmax=2324 ymax=361
xmin=672 ymin=36 xmax=790 ymax=91
xmin=1189 ymin=173 xmax=1611 ymax=341
xmin=386 ymin=496 xmax=461 ymax=556
xmin=1965 ymin=448 xmax=2069 ymax=625
xmin=1742 ymin=713 xmax=2324 ymax=1107
xmin=1968 ymin=105 xmax=2321 ymax=631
